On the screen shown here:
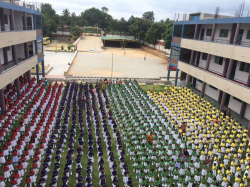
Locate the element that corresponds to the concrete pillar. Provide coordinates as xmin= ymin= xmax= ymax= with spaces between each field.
xmin=247 ymin=71 xmax=250 ymax=87
xmin=210 ymin=24 xmax=216 ymax=41
xmin=3 ymin=47 xmax=8 ymax=64
xmin=233 ymin=23 xmax=241 ymax=44
xmin=167 ymin=65 xmax=171 ymax=80
xmin=0 ymin=89 xmax=5 ymax=114
xmin=10 ymin=9 xmax=15 ymax=30
xmin=220 ymin=92 xmax=227 ymax=111
xmin=226 ymin=59 xmax=233 ymax=79
xmin=25 ymin=43 xmax=29 ymax=59
xmin=0 ymin=8 xmax=4 ymax=31
xmin=15 ymin=78 xmax=21 ymax=98
xmin=175 ymin=69 xmax=179 ymax=86
xmin=190 ymin=50 xmax=195 ymax=65
xmin=200 ymin=82 xmax=206 ymax=98
xmin=223 ymin=59 xmax=229 ymax=77
xmin=186 ymin=75 xmax=192 ymax=87
xmin=194 ymin=24 xmax=198 ymax=39
xmin=42 ymin=60 xmax=45 ymax=77
xmin=12 ymin=45 xmax=18 ymax=65
xmin=27 ymin=70 xmax=31 ymax=82
xmin=205 ymin=54 xmax=211 ymax=71
xmin=23 ymin=12 xmax=27 ymax=30
xmin=36 ymin=64 xmax=40 ymax=83
xmin=218 ymin=90 xmax=223 ymax=104
xmin=240 ymin=102 xmax=246 ymax=118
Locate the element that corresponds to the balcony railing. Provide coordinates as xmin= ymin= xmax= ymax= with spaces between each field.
xmin=1 ymin=54 xmax=35 ymax=74
xmin=0 ymin=0 xmax=41 ymax=12
xmin=180 ymin=59 xmax=250 ymax=88
xmin=183 ymin=36 xmax=250 ymax=47
xmin=0 ymin=26 xmax=35 ymax=32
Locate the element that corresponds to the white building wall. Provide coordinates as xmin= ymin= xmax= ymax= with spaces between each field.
xmin=234 ymin=61 xmax=249 ymax=83
xmin=208 ymin=55 xmax=225 ymax=75
xmin=7 ymin=47 xmax=13 ymax=62
xmin=214 ymin=24 xmax=232 ymax=41
xmin=245 ymin=104 xmax=250 ymax=120
xmin=204 ymin=84 xmax=219 ymax=101
xmin=17 ymin=44 xmax=25 ymax=58
xmin=228 ymin=95 xmax=242 ymax=114
xmin=14 ymin=10 xmax=23 ymax=29
xmin=199 ymin=24 xmax=213 ymax=40
xmin=195 ymin=80 xmax=203 ymax=91
xmin=199 ymin=53 xmax=207 ymax=69
xmin=239 ymin=23 xmax=250 ymax=45
xmin=3 ymin=9 xmax=10 ymax=30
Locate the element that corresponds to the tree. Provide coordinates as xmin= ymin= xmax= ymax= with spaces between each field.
xmin=80 ymin=8 xmax=106 ymax=28
xmin=41 ymin=3 xmax=58 ymax=36
xmin=71 ymin=12 xmax=77 ymax=27
xmin=71 ymin=26 xmax=83 ymax=37
xmin=142 ymin=11 xmax=155 ymax=22
xmin=162 ymin=21 xmax=174 ymax=49
xmin=145 ymin=22 xmax=167 ymax=47
xmin=61 ymin=9 xmax=71 ymax=25
xmin=101 ymin=7 xmax=109 ymax=13
xmin=129 ymin=17 xmax=151 ymax=42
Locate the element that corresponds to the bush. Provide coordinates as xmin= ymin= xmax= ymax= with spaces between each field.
xmin=64 ymin=49 xmax=67 ymax=51
xmin=61 ymin=45 xmax=64 ymax=51
xmin=67 ymin=38 xmax=71 ymax=41
xmin=67 ymin=45 xmax=72 ymax=51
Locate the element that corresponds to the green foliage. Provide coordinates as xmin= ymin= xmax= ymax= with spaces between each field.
xmin=41 ymin=3 xmax=58 ymax=36
xmin=67 ymin=45 xmax=72 ymax=50
xmin=71 ymin=26 xmax=83 ymax=37
xmin=145 ymin=22 xmax=167 ymax=46
xmin=162 ymin=21 xmax=174 ymax=49
xmin=61 ymin=45 xmax=64 ymax=51
xmin=129 ymin=17 xmax=151 ymax=42
xmin=142 ymin=11 xmax=155 ymax=22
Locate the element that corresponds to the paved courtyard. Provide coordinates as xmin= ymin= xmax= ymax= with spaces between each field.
xmin=44 ymin=51 xmax=75 ymax=76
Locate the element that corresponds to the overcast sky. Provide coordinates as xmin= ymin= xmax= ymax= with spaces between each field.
xmin=33 ymin=0 xmax=250 ymax=21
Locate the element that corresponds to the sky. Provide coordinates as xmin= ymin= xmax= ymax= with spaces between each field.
xmin=32 ymin=0 xmax=250 ymax=21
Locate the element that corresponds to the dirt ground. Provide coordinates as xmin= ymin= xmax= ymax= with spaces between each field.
xmin=68 ymin=46 xmax=169 ymax=78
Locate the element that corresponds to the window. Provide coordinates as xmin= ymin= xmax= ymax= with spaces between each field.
xmin=209 ymin=85 xmax=218 ymax=90
xmin=202 ymin=53 xmax=208 ymax=60
xmin=4 ymin=15 xmax=8 ymax=24
xmin=239 ymin=62 xmax=250 ymax=73
xmin=173 ymin=25 xmax=183 ymax=37
xmin=6 ymin=46 xmax=10 ymax=51
xmin=233 ymin=97 xmax=242 ymax=102
xmin=27 ymin=17 xmax=32 ymax=30
xmin=171 ymin=46 xmax=180 ymax=60
xmin=206 ymin=29 xmax=212 ymax=36
xmin=214 ymin=56 xmax=223 ymax=65
xmin=246 ymin=30 xmax=250 ymax=39
xmin=219 ymin=29 xmax=229 ymax=37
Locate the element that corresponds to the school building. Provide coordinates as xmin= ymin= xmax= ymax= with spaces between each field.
xmin=0 ymin=0 xmax=44 ymax=114
xmin=168 ymin=13 xmax=250 ymax=120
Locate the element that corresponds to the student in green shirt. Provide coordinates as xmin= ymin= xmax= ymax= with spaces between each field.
xmin=138 ymin=170 xmax=145 ymax=184
xmin=178 ymin=176 xmax=185 ymax=187
xmin=173 ymin=167 xmax=179 ymax=181
xmin=149 ymin=168 xmax=155 ymax=183
xmin=139 ymin=177 xmax=147 ymax=187
xmin=154 ymin=177 xmax=161 ymax=186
